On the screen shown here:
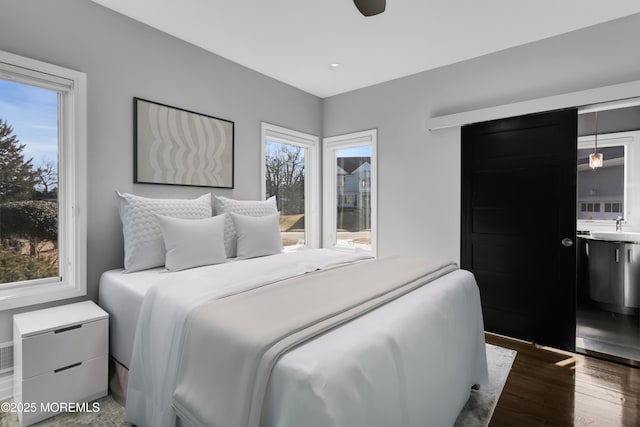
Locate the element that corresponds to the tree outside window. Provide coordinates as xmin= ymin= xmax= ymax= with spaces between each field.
xmin=0 ymin=81 xmax=59 ymax=284
xmin=265 ymin=141 xmax=305 ymax=246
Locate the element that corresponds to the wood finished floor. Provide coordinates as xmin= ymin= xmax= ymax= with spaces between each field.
xmin=486 ymin=333 xmax=640 ymax=427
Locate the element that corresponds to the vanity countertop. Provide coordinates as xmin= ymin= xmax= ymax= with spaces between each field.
xmin=578 ymin=231 xmax=640 ymax=243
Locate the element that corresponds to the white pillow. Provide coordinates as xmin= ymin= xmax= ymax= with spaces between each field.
xmin=156 ymin=214 xmax=227 ymax=271
xmin=116 ymin=192 xmax=212 ymax=272
xmin=214 ymin=195 xmax=278 ymax=257
xmin=230 ymin=212 xmax=283 ymax=259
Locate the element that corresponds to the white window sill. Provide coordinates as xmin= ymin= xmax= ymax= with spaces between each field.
xmin=578 ymin=219 xmax=632 ymax=233
xmin=0 ymin=281 xmax=86 ymax=311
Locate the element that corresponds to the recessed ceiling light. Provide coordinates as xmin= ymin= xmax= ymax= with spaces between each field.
xmin=329 ymin=63 xmax=341 ymax=70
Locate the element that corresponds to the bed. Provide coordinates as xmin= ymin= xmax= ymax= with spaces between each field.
xmin=99 ymin=248 xmax=488 ymax=427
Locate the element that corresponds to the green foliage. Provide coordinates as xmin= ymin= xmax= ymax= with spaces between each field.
xmin=0 ymin=200 xmax=57 ymax=242
xmin=0 ymin=250 xmax=58 ymax=283
xmin=0 ymin=120 xmax=59 ymax=283
xmin=0 ymin=118 xmax=39 ymax=202
xmin=0 ymin=200 xmax=58 ymax=260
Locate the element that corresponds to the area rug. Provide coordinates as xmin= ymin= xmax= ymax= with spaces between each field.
xmin=0 ymin=343 xmax=515 ymax=427
xmin=454 ymin=343 xmax=517 ymax=427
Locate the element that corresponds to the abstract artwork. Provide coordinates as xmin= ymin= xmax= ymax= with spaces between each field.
xmin=134 ymin=98 xmax=234 ymax=188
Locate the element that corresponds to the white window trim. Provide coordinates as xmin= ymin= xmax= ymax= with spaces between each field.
xmin=577 ymin=131 xmax=639 ymax=231
xmin=0 ymin=49 xmax=87 ymax=310
xmin=323 ymin=129 xmax=377 ymax=256
xmin=260 ymin=122 xmax=320 ymax=248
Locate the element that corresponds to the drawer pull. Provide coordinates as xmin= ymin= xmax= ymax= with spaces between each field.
xmin=54 ymin=362 xmax=82 ymax=373
xmin=54 ymin=324 xmax=82 ymax=334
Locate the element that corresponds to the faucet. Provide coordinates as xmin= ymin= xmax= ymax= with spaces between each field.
xmin=615 ymin=216 xmax=624 ymax=232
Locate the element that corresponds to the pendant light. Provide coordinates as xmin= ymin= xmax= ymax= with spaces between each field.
xmin=589 ymin=111 xmax=603 ymax=170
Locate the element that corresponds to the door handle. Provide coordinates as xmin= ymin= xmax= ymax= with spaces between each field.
xmin=561 ymin=238 xmax=573 ymax=247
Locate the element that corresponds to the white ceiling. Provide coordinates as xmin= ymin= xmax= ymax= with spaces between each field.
xmin=91 ymin=0 xmax=640 ymax=98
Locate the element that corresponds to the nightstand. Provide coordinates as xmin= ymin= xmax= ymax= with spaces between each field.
xmin=13 ymin=301 xmax=108 ymax=427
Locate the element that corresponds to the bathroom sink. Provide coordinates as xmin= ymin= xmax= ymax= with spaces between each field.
xmin=590 ymin=231 xmax=640 ymax=242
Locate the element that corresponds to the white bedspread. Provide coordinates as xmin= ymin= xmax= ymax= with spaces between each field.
xmin=125 ymin=249 xmax=372 ymax=427
xmin=124 ymin=249 xmax=488 ymax=427
xmin=264 ymin=268 xmax=487 ymax=427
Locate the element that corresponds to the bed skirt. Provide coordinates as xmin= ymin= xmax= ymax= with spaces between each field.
xmin=108 ymin=357 xmax=128 ymax=407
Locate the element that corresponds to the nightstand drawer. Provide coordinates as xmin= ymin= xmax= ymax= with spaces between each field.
xmin=19 ymin=354 xmax=107 ymax=426
xmin=22 ymin=318 xmax=108 ymax=379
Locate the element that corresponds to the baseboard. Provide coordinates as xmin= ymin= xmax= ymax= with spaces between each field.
xmin=484 ymin=331 xmax=533 ymax=345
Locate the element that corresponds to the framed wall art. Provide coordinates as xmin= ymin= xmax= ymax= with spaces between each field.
xmin=134 ymin=97 xmax=234 ymax=188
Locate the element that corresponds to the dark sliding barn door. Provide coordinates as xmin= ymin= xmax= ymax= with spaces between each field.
xmin=461 ymin=109 xmax=577 ymax=352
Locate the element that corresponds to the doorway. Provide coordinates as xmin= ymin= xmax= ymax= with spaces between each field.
xmin=455 ymin=94 xmax=640 ymax=364
xmin=461 ymin=109 xmax=577 ymax=352
xmin=575 ymin=105 xmax=640 ymax=365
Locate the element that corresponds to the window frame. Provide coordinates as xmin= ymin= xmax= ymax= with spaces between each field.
xmin=260 ymin=122 xmax=320 ymax=249
xmin=322 ymin=129 xmax=377 ymax=256
xmin=0 ymin=49 xmax=87 ymax=310
xmin=577 ymin=130 xmax=638 ymax=229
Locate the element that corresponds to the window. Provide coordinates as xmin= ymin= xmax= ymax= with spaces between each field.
xmin=0 ymin=79 xmax=59 ymax=282
xmin=0 ymin=49 xmax=87 ymax=309
xmin=604 ymin=202 xmax=622 ymax=213
xmin=261 ymin=123 xmax=319 ymax=249
xmin=577 ymin=131 xmax=637 ymax=224
xmin=580 ymin=202 xmax=601 ymax=213
xmin=323 ymin=129 xmax=377 ymax=255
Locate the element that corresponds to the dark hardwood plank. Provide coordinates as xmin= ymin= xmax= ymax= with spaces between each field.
xmin=486 ymin=333 xmax=640 ymax=426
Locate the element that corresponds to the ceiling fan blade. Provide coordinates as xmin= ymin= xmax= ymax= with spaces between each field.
xmin=353 ymin=0 xmax=386 ymax=16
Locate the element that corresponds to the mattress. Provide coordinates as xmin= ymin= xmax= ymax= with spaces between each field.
xmin=98 ymin=266 xmax=163 ymax=367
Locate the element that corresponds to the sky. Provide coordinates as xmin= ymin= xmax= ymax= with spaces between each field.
xmin=266 ymin=140 xmax=370 ymax=158
xmin=337 ymin=146 xmax=370 ymax=158
xmin=0 ymin=79 xmax=58 ymax=169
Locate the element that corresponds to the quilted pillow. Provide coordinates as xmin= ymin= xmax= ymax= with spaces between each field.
xmin=156 ymin=214 xmax=227 ymax=271
xmin=116 ymin=192 xmax=212 ymax=272
xmin=214 ymin=195 xmax=278 ymax=257
xmin=230 ymin=212 xmax=283 ymax=259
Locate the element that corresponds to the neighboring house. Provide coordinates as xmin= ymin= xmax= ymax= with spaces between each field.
xmin=336 ymin=165 xmax=348 ymax=204
xmin=335 ymin=158 xmax=372 ymax=234
xmin=336 ymin=158 xmax=370 ymax=210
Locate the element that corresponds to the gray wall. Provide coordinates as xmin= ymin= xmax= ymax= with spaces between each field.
xmin=323 ymin=13 xmax=640 ymax=263
xmin=579 ymin=106 xmax=640 ymax=136
xmin=0 ymin=0 xmax=322 ymax=342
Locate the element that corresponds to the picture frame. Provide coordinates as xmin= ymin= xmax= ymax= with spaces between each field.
xmin=134 ymin=97 xmax=234 ymax=188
